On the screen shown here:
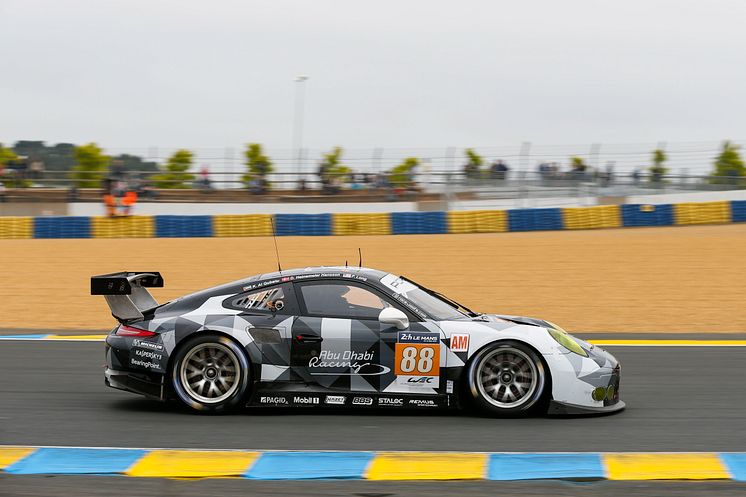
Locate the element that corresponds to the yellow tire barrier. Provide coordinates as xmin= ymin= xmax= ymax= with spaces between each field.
xmin=91 ymin=216 xmax=155 ymax=238
xmin=0 ymin=216 xmax=33 ymax=239
xmin=448 ymin=210 xmax=508 ymax=234
xmin=212 ymin=214 xmax=273 ymax=237
xmin=674 ymin=201 xmax=731 ymax=225
xmin=563 ymin=205 xmax=622 ymax=230
xmin=332 ymin=213 xmax=391 ymax=236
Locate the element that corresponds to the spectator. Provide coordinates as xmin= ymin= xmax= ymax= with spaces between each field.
xmin=197 ymin=166 xmax=212 ymax=190
xmin=490 ymin=160 xmax=509 ymax=180
xmin=297 ymin=178 xmax=307 ymax=191
xmin=0 ymin=181 xmax=6 ymax=203
xmin=632 ymin=169 xmax=642 ymax=186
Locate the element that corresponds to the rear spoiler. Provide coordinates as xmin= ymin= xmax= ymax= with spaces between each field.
xmin=91 ymin=272 xmax=164 ymax=322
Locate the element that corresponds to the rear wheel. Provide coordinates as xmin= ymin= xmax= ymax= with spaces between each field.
xmin=171 ymin=334 xmax=249 ymax=412
xmin=466 ymin=341 xmax=548 ymax=417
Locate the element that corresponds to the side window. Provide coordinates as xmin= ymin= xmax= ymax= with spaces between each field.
xmin=228 ymin=284 xmax=297 ymax=314
xmin=298 ymin=282 xmax=392 ymax=320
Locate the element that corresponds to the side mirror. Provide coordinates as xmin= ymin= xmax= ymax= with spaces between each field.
xmin=379 ymin=307 xmax=409 ymax=330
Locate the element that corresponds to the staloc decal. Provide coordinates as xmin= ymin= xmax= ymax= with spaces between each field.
xmin=377 ymin=397 xmax=405 ymax=407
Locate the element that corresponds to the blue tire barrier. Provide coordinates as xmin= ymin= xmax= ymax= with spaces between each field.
xmin=621 ymin=204 xmax=674 ymax=227
xmin=33 ymin=216 xmax=91 ymax=239
xmin=390 ymin=211 xmax=447 ymax=235
xmin=507 ymin=208 xmax=563 ymax=232
xmin=154 ymin=215 xmax=213 ymax=238
xmin=274 ymin=214 xmax=332 ymax=236
xmin=730 ymin=200 xmax=746 ymax=223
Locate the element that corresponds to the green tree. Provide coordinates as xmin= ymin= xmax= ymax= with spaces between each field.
xmin=712 ymin=141 xmax=745 ymax=180
xmin=0 ymin=143 xmax=27 ymax=187
xmin=71 ymin=143 xmax=109 ymax=188
xmin=464 ymin=148 xmax=483 ymax=179
xmin=570 ymin=156 xmax=587 ymax=171
xmin=390 ymin=157 xmax=419 ymax=187
xmin=152 ymin=149 xmax=195 ymax=188
xmin=318 ymin=147 xmax=351 ymax=182
xmin=649 ymin=149 xmax=667 ymax=182
xmin=242 ymin=143 xmax=273 ymax=183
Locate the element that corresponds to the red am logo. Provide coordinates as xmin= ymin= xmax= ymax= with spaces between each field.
xmin=450 ymin=333 xmax=469 ymax=352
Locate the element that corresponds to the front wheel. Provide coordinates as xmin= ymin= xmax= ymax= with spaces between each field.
xmin=465 ymin=341 xmax=548 ymax=417
xmin=171 ymin=334 xmax=250 ymax=412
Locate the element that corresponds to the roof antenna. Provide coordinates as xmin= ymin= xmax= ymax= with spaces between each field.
xmin=270 ymin=217 xmax=282 ymax=274
xmin=345 ymin=260 xmax=348 ymax=268
xmin=358 ymin=248 xmax=362 ymax=269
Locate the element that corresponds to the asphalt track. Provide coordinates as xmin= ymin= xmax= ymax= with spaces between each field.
xmin=2 ymin=335 xmax=746 ymax=495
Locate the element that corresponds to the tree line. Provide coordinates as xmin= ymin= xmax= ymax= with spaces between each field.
xmin=1 ymin=140 xmax=744 ymax=188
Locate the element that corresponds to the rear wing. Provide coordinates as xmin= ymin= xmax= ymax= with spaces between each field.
xmin=91 ymin=272 xmax=164 ymax=322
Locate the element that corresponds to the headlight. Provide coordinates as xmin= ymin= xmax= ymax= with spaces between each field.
xmin=547 ymin=327 xmax=588 ymax=357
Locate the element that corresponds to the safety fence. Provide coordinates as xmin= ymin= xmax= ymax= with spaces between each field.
xmin=1 ymin=200 xmax=745 ymax=239
xmin=2 ymin=447 xmax=746 ymax=480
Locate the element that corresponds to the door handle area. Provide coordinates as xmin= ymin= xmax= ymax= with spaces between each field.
xmin=295 ymin=333 xmax=323 ymax=343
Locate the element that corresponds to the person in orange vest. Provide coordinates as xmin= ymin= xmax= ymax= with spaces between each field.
xmin=121 ymin=189 xmax=138 ymax=216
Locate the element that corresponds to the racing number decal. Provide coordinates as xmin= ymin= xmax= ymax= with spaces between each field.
xmin=394 ymin=343 xmax=440 ymax=376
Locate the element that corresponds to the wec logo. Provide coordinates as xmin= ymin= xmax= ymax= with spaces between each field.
xmin=407 ymin=376 xmax=433 ymax=384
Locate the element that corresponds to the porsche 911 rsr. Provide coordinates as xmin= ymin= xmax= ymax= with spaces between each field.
xmin=92 ymin=267 xmax=624 ymax=416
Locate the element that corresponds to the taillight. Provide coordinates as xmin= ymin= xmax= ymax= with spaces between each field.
xmin=115 ymin=325 xmax=156 ymax=337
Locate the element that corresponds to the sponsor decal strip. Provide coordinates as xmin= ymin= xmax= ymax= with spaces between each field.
xmin=3 ymin=335 xmax=746 ymax=347
xmin=2 ymin=447 xmax=745 ymax=480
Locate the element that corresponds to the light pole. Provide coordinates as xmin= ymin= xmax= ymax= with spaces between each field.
xmin=292 ymin=75 xmax=309 ymax=178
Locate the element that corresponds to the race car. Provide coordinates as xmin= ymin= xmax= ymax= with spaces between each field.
xmin=92 ymin=267 xmax=624 ymax=416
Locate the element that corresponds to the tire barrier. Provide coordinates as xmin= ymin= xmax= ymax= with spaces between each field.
xmin=2 ymin=200 xmax=745 ymax=239
xmin=508 ymin=208 xmax=564 ymax=232
xmin=447 ymin=210 xmax=508 ymax=234
xmin=620 ymin=204 xmax=675 ymax=227
xmin=275 ymin=213 xmax=332 ymax=236
xmin=674 ymin=201 xmax=731 ymax=225
xmin=33 ymin=216 xmax=91 ymax=239
xmin=90 ymin=216 xmax=155 ymax=238
xmin=3 ymin=446 xmax=746 ymax=481
xmin=333 ymin=213 xmax=391 ymax=236
xmin=0 ymin=216 xmax=33 ymax=239
xmin=154 ymin=215 xmax=213 ymax=238
xmin=563 ymin=205 xmax=622 ymax=230
xmin=212 ymin=214 xmax=274 ymax=237
xmin=391 ymin=211 xmax=447 ymax=234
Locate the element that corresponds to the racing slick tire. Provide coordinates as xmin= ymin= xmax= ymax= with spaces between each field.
xmin=170 ymin=334 xmax=250 ymax=413
xmin=465 ymin=340 xmax=549 ymax=417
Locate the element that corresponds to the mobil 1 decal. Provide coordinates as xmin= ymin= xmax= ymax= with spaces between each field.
xmin=128 ymin=338 xmax=168 ymax=373
xmin=395 ymin=331 xmax=441 ymax=388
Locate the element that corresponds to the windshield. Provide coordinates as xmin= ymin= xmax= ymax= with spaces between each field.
xmin=379 ymin=274 xmax=470 ymax=321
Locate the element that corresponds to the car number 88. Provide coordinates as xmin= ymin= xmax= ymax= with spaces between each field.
xmin=395 ymin=344 xmax=440 ymax=375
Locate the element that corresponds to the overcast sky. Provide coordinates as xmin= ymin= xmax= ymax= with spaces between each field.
xmin=2 ymin=0 xmax=745 ymax=153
